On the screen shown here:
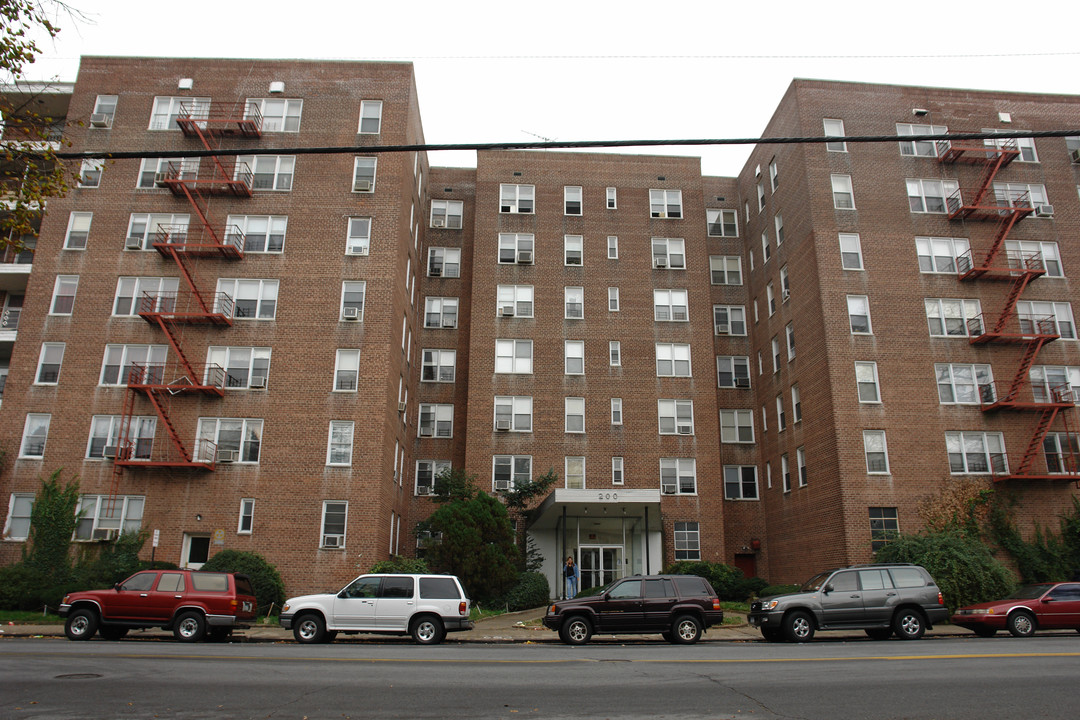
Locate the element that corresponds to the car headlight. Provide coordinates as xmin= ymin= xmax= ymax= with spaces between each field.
xmin=282 ymin=603 xmax=290 ymax=613
xmin=762 ymin=600 xmax=779 ymax=611
xmin=968 ymin=608 xmax=994 ymax=615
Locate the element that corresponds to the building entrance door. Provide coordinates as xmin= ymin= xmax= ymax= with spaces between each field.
xmin=182 ymin=534 xmax=210 ymax=569
xmin=579 ymin=546 xmax=623 ymax=592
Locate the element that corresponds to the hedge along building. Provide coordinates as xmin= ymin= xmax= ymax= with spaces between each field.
xmin=1 ymin=57 xmax=1079 ymax=596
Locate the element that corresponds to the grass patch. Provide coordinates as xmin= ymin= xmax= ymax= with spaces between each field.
xmin=720 ymin=601 xmax=750 ymax=614
xmin=0 ymin=610 xmax=64 ymax=625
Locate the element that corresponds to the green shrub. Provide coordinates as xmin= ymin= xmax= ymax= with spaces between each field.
xmin=0 ymin=564 xmax=52 ymax=611
xmin=370 ymin=556 xmax=430 ymax=574
xmin=73 ymin=530 xmax=149 ymax=590
xmin=500 ymin=571 xmax=550 ymax=611
xmin=664 ymin=561 xmax=762 ymax=601
xmin=758 ymin=584 xmax=800 ymax=598
xmin=200 ymin=550 xmax=285 ymax=616
xmin=875 ymin=531 xmax=1015 ymax=611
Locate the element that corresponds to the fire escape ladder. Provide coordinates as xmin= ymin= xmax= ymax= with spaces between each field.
xmin=158 ymin=244 xmax=212 ymax=315
xmin=991 ymin=272 xmax=1041 ymax=335
xmin=1002 ymin=338 xmax=1049 ymax=403
xmin=982 ymin=210 xmax=1027 ymax=270
xmin=1012 ymin=407 xmax=1060 ymax=478
xmin=147 ymin=313 xmax=199 ymax=382
xmin=141 ymin=389 xmax=192 ymax=463
xmin=970 ymin=149 xmax=1011 ymax=206
xmin=171 ymin=178 xmax=221 ymax=244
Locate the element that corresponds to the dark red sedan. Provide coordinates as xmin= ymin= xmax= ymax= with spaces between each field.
xmin=951 ymin=582 xmax=1080 ymax=637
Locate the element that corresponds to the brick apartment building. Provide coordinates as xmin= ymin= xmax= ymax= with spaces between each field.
xmin=2 ymin=58 xmax=1079 ymax=595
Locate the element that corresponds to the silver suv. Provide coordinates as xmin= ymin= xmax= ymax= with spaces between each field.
xmin=748 ymin=564 xmax=948 ymax=642
xmin=280 ymin=573 xmax=473 ymax=645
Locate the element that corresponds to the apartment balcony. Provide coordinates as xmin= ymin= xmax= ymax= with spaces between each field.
xmin=155 ymin=158 xmax=253 ymax=198
xmin=175 ymin=101 xmax=263 ymax=138
xmin=946 ymin=188 xmax=1034 ymax=222
xmin=966 ymin=312 xmax=1058 ymax=345
xmin=136 ymin=291 xmax=234 ymax=326
xmin=124 ymin=361 xmax=226 ymax=397
xmin=112 ymin=436 xmax=217 ymax=470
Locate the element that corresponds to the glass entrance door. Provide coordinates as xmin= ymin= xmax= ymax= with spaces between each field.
xmin=579 ymin=546 xmax=623 ymax=591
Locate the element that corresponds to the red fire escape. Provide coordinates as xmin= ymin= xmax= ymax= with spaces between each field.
xmin=109 ymin=102 xmax=262 ymax=487
xmin=940 ymin=137 xmax=1080 ymax=482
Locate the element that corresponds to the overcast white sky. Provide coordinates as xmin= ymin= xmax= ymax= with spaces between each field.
xmin=22 ymin=0 xmax=1080 ymax=177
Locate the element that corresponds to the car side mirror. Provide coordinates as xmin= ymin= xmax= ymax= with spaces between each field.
xmin=114 ymin=583 xmax=122 ymax=591
xmin=1042 ymin=597 xmax=1055 ymax=603
xmin=823 ymin=584 xmax=834 ymax=593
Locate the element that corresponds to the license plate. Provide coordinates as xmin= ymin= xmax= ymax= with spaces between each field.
xmin=243 ymin=601 xmax=253 ymax=612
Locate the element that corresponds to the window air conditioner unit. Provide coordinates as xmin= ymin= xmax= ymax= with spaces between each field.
xmin=432 ymin=218 xmax=445 ymax=228
xmin=495 ymin=419 xmax=512 ymax=431
xmin=154 ymin=172 xmax=171 ymax=187
xmin=677 ymin=425 xmax=693 ymax=435
xmin=516 ymin=250 xmax=533 ymax=264
xmin=654 ymin=256 xmax=668 ymax=268
xmin=92 ymin=528 xmax=119 ymax=541
xmin=734 ymin=377 xmax=751 ymax=388
xmin=342 ymin=306 xmax=359 ymax=320
xmin=1035 ymin=205 xmax=1055 ymax=218
xmin=1071 ymin=148 xmax=1080 ymax=163
xmin=322 ymin=535 xmax=342 ymax=548
xmin=500 ymin=305 xmax=515 ymax=317
xmin=249 ymin=376 xmax=267 ymax=389
xmin=715 ymin=324 xmax=730 ymax=335
xmin=216 ymin=449 xmax=238 ymax=463
xmin=662 ymin=483 xmax=677 ymax=495
xmin=419 ymin=426 xmax=434 ymax=437
xmin=494 ymin=479 xmax=511 ymax=491
xmin=416 ymin=485 xmax=431 ymax=496
xmin=397 ymin=401 xmax=407 ymax=412
xmin=102 ymin=446 xmax=119 ymax=459
xmin=89 ymin=113 xmax=110 ymax=128
xmin=429 ymin=266 xmax=442 ymax=277
xmin=782 ymin=289 xmax=791 ymax=301
xmin=441 ymin=316 xmax=456 ymax=328
xmin=353 ymin=180 xmax=372 ymax=192
xmin=125 ymin=236 xmax=143 ymax=250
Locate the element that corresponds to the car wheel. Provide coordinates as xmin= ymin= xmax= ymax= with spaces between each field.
xmin=892 ymin=609 xmax=926 ymax=640
xmin=672 ymin=615 xmax=703 ymax=644
xmin=173 ymin=611 xmax=207 ymax=642
xmin=64 ymin=609 xmax=99 ymax=641
xmin=783 ymin=610 xmax=815 ymax=642
xmin=1007 ymin=611 xmax=1036 ymax=638
xmin=761 ymin=627 xmax=783 ymax=643
xmin=293 ymin=614 xmax=327 ymax=644
xmin=865 ymin=628 xmax=892 ymax=641
xmin=207 ymin=627 xmax=232 ymax=642
xmin=972 ymin=626 xmax=997 ymax=638
xmin=99 ymin=626 xmax=128 ymax=641
xmin=559 ymin=616 xmax=592 ymax=645
xmin=410 ymin=615 xmax=446 ymax=645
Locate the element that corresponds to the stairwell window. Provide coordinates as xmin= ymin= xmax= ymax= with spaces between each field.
xmin=334 ymin=349 xmax=361 ymax=391
xmin=35 ymin=343 xmax=65 ymax=385
xmin=246 ymin=98 xmax=302 ymax=132
xmin=936 ymin=363 xmax=994 ymax=405
xmin=226 ymin=215 xmax=287 ymax=253
xmin=430 ymin=200 xmax=463 ymax=229
xmin=206 ymin=346 xmax=270 ymax=390
xmin=792 ymin=384 xmax=802 ymax=422
xmin=607 ymin=187 xmax=617 ymax=209
xmin=907 ymin=178 xmax=959 ymax=214
xmin=925 ymin=298 xmax=982 ymax=338
xmin=722 ymin=465 xmax=756 ymax=500
xmin=823 ymin=118 xmax=847 ymax=152
xmin=611 ymin=398 xmax=623 ymax=425
xmin=896 ymin=123 xmax=947 ymax=157
xmin=127 ymin=213 xmax=190 ymax=250
xmin=565 ymin=457 xmax=585 ymax=489
xmin=238 ymin=499 xmax=255 ymax=534
xmin=326 ymin=421 xmax=355 ymax=466
xmin=237 ymin=155 xmax=294 ymax=191
xmin=870 ymin=508 xmax=899 ymax=551
xmin=358 ymin=100 xmax=383 ymax=134
xmin=609 ymin=341 xmax=621 ymax=366
xmin=650 ymin=189 xmax=683 ymax=218
xmin=916 ymin=237 xmax=970 ymax=274
xmin=424 ymin=297 xmax=458 ymax=328
xmin=797 ymin=447 xmax=807 ymax=487
xmin=607 ymin=236 xmax=619 ymax=259
xmin=100 ymin=344 xmax=168 ymax=386
xmin=218 ymin=279 xmax=279 ymax=320
xmin=839 ymin=233 xmax=863 ymax=270
xmin=345 ymin=217 xmax=371 ymax=255
xmin=49 ymin=275 xmax=78 ymax=315
xmin=149 ymin=96 xmax=209 ymax=130
xmin=612 ymin=457 xmax=625 ymax=485
xmin=196 ymin=418 xmax=263 ymax=464
xmin=656 ymin=343 xmax=692 ymax=378
xmin=87 ymin=415 xmax=155 ymax=460
xmin=946 ymin=431 xmax=1007 ymax=475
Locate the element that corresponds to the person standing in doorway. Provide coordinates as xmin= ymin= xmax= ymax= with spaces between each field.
xmin=564 ymin=556 xmax=580 ymax=599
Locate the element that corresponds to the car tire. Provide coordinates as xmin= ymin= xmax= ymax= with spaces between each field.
xmin=173 ymin=611 xmax=207 ymax=642
xmin=783 ymin=610 xmax=815 ymax=642
xmin=410 ymin=615 xmax=446 ymax=645
xmin=99 ymin=626 xmax=129 ymax=641
xmin=892 ymin=609 xmax=926 ymax=640
xmin=293 ymin=614 xmax=327 ymax=644
xmin=672 ymin=615 xmax=703 ymax=644
xmin=559 ymin=616 xmax=592 ymax=645
xmin=1007 ymin=611 xmax=1036 ymax=638
xmin=761 ymin=627 xmax=783 ymax=643
xmin=65 ymin=609 xmax=99 ymax=641
xmin=972 ymin=626 xmax=997 ymax=638
xmin=865 ymin=628 xmax=892 ymax=641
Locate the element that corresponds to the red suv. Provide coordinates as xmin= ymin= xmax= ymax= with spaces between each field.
xmin=59 ymin=569 xmax=257 ymax=642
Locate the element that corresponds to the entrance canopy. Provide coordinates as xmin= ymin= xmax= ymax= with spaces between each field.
xmin=526 ymin=488 xmax=662 ymax=531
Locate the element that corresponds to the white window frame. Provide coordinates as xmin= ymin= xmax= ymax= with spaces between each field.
xmin=720 ymin=409 xmax=754 ymax=443
xmin=651 ymin=237 xmax=686 ymax=269
xmin=607 ymin=236 xmax=619 ymax=259
xmin=661 ymin=458 xmax=697 ymax=495
xmin=238 ymin=499 xmax=255 ymax=534
xmin=565 ymin=287 xmax=584 ymax=319
xmin=86 ymin=414 xmax=153 ymax=460
xmin=424 ymin=297 xmax=458 ymax=329
xmin=345 ymin=217 xmax=371 ymax=255
xmin=428 ymin=247 xmax=461 ymax=278
xmin=797 ymin=447 xmax=807 ymax=487
xmin=565 ymin=397 xmax=585 ymax=433
xmin=824 ymin=118 xmax=847 ymax=152
xmin=326 ymin=421 xmax=355 ymax=466
xmin=925 ymin=298 xmax=983 ymax=338
xmin=856 ymin=361 xmax=881 ymax=403
xmin=496 ymin=285 xmax=534 ymax=318
xmin=710 ymin=256 xmax=742 ymax=285
xmin=713 ymin=305 xmax=747 ymax=336
xmin=99 ymin=344 xmax=168 ymax=386
xmin=776 ymin=394 xmax=787 ymax=431
xmin=358 ymin=100 xmax=383 ymax=134
xmin=936 ymin=363 xmax=994 ymax=405
xmin=497 ymin=233 xmax=535 ymax=264
xmin=565 ymin=456 xmax=585 ymax=489
xmin=3 ymin=493 xmax=35 ymax=540
xmin=352 ymin=157 xmax=377 ymax=193
xmin=947 ymin=431 xmax=1008 ymax=475
xmin=716 ymin=355 xmax=750 ymax=388
xmin=415 ymin=460 xmax=451 ymax=496
xmin=611 ymin=398 xmax=623 ymax=425
xmin=495 ymin=339 xmax=533 ymax=374
xmin=608 ymin=287 xmax=620 ymax=312
xmin=1006 ymin=240 xmax=1062 ymax=278
xmin=864 ymin=430 xmax=890 ymax=474
xmin=247 ymin=97 xmax=302 ymax=133
xmin=723 ymin=465 xmax=757 ymax=500
xmin=786 ymin=323 xmax=796 ymax=360
xmin=847 ymin=295 xmax=872 ymax=334
xmin=217 ymin=278 xmax=279 ymax=320
xmin=421 ymin=349 xmax=456 ymax=383
xmin=609 ymin=341 xmax=621 ymax=367
xmin=706 ymin=208 xmax=738 ymax=237
xmin=839 ymin=233 xmax=864 ymax=270
xmin=792 ymin=383 xmax=802 ymax=423
xmin=650 ymin=189 xmax=683 ymax=219
xmin=1016 ymin=300 xmax=1075 ymax=339
xmin=897 ymin=123 xmax=947 ymax=157
xmin=35 ymin=342 xmax=64 ymax=385
xmin=494 ymin=396 xmax=533 ymax=432
xmin=78 ymin=158 xmax=103 ymax=187
xmin=606 ymin=187 xmax=617 ymax=209
xmin=492 ymin=455 xmax=532 ymax=491
xmin=658 ymin=399 xmax=695 ymax=436
xmin=334 ymin=349 xmax=361 ymax=391
xmin=226 ymin=214 xmax=286 ymax=254
xmin=564 ymin=186 xmax=582 ymax=215
xmin=91 ymin=94 xmax=117 ymax=127
xmin=907 ymin=178 xmax=960 ymax=214
xmin=149 ymin=95 xmax=209 ymax=130
xmin=64 ymin=211 xmax=92 ymax=250
xmin=430 ymin=200 xmax=463 ymax=229
xmin=775 ymin=213 xmax=785 ymax=245
xmin=500 ymin=184 xmax=535 ymax=214
xmin=137 ymin=157 xmax=198 ymax=189
xmin=916 ymin=236 xmax=970 ymax=274
xmin=320 ymin=501 xmax=347 ymax=549
xmin=653 ymin=289 xmax=688 ymax=322
xmin=126 ymin=212 xmax=190 ymax=250
xmin=195 ymin=417 xmax=263 ymax=463
xmin=237 ymin=155 xmax=295 ymax=191
xmin=832 ymin=174 xmax=854 ymax=209
xmin=205 ymin=346 xmax=270 ymax=390
xmin=564 ymin=340 xmax=585 ymax=375
xmin=418 ymin=404 xmax=454 ymax=438
xmin=612 ymin=457 xmax=625 ymax=485
xmin=1029 ymin=366 xmax=1080 ymax=404
xmin=49 ymin=275 xmax=78 ymax=315
xmin=73 ymin=495 xmax=145 ymax=541
xmin=657 ymin=343 xmax=692 ymax=378
xmin=564 ymin=235 xmax=583 ymax=265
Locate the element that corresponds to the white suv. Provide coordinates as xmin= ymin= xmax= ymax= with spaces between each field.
xmin=280 ymin=573 xmax=473 ymax=645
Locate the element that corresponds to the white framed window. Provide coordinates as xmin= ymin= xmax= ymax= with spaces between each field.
xmin=1043 ymin=433 xmax=1078 ymax=474
xmin=344 ymin=217 xmax=371 ymax=255
xmin=1017 ymin=300 xmax=1075 ymax=339
xmin=85 ymin=415 xmax=155 ymax=460
xmin=765 ymin=462 xmax=772 ymax=490
xmin=792 ymin=383 xmax=802 ymax=422
xmin=947 ymin=431 xmax=1007 ymax=475
xmin=1006 ymin=240 xmax=1062 ymax=277
xmin=706 ymin=208 xmax=737 ymax=237
xmin=247 ymin=97 xmax=302 ymax=132
xmin=35 ymin=342 xmax=64 ymax=385
xmin=494 ymin=396 xmax=533 ymax=432
xmin=786 ymin=323 xmax=796 ymax=360
xmin=565 ymin=287 xmax=584 ymax=319
xmin=607 ymin=287 xmax=620 ymax=312
xmin=761 ymin=231 xmax=771 ymax=263
xmin=609 ymin=341 xmax=621 ymax=366
xmin=797 ymin=447 xmax=807 ymax=487
xmin=673 ymin=521 xmax=700 ymax=560
xmin=496 ymin=285 xmax=534 ymax=317
xmin=565 ymin=457 xmax=585 ymax=489
xmin=897 ymin=123 xmax=947 ymax=156
xmin=994 ymin=182 xmax=1049 ymax=209
xmin=839 ymin=233 xmax=863 ymax=270
xmin=658 ymin=399 xmax=694 ymax=435
xmin=612 ymin=457 xmax=625 ymax=485
xmin=564 ymin=340 xmax=584 ymax=375
xmin=100 ymin=344 xmax=167 ymax=386
xmin=824 ymin=118 xmax=846 ymax=152
xmin=657 ymin=343 xmax=692 ymax=378
xmin=492 ymin=455 xmax=532 ymax=491
xmin=320 ymin=501 xmax=347 ymax=549
xmin=565 ymin=397 xmax=585 ymax=433
xmin=856 ymin=361 xmax=881 ymax=403
xmin=3 ymin=493 xmax=35 ymax=540
xmin=776 ymin=394 xmax=787 ymax=431
xmin=78 ymin=158 xmax=103 ymax=187
xmin=149 ymin=95 xmax=209 ymax=130
xmin=126 ymin=212 xmax=189 ymax=250
xmin=430 ymin=200 xmax=463 ymax=229
xmin=723 ymin=465 xmax=757 ymax=500
xmin=720 ymin=409 xmax=754 ymax=443
xmin=774 ymin=213 xmax=785 ymax=245
xmin=238 ymin=499 xmax=255 ymax=534
xmin=653 ymin=289 xmax=688 ymax=322
xmin=985 ymin=131 xmax=1038 ymax=162
xmin=716 ymin=355 xmax=750 ymax=388
xmin=217 ymin=278 xmax=279 ymax=320
xmin=352 ymin=157 xmax=377 ymax=193
xmin=415 ymin=460 xmax=451 ymax=496
xmin=495 ymin=339 xmax=533 ymax=374
xmin=564 ymin=186 xmax=582 ymax=215
xmin=864 ymin=430 xmax=889 ymax=474
xmin=710 ymin=256 xmax=742 ymax=285
xmin=907 ymin=178 xmax=959 ymax=214
xmin=334 ymin=349 xmax=361 ymax=391
xmin=49 ymin=275 xmax=78 ymax=315
xmin=767 ymin=283 xmax=776 ymax=316
xmin=607 ymin=236 xmax=619 ymax=259
xmin=769 ymin=159 xmax=779 ymax=191
xmin=1029 ymin=366 xmax=1080 ymax=404
xmin=418 ymin=404 xmax=454 ymax=438
xmin=498 ymin=233 xmax=535 ymax=264
xmin=237 ymin=155 xmax=294 ymax=191
xmin=73 ymin=495 xmax=144 ymax=541
xmin=782 ymin=454 xmax=792 ymax=492
xmin=611 ymin=398 xmax=623 ymax=425
xmin=780 ymin=266 xmax=790 ymax=299
xmin=137 ymin=157 xmax=198 ymax=188
xmin=651 ymin=238 xmax=686 ymax=269
xmin=358 ymin=100 xmax=383 ymax=134
xmin=847 ymin=295 xmax=872 ymax=334
xmin=650 ymin=189 xmax=683 ymax=218
xmin=63 ymin=212 xmax=92 ymax=250
xmin=661 ymin=458 xmax=697 ymax=495
xmin=90 ymin=94 xmax=117 ymax=127
xmin=916 ymin=236 xmax=970 ymax=274
xmin=196 ymin=418 xmax=263 ymax=463
xmin=326 ymin=421 xmax=354 ymax=466
xmin=564 ymin=235 xmax=583 ymax=265
xmin=206 ymin=346 xmax=270 ymax=390
xmin=422 ymin=349 xmax=456 ymax=383
xmin=424 ymin=297 xmax=458 ymax=328
xmin=713 ymin=305 xmax=747 ymax=335
xmin=832 ymin=174 xmax=854 ymax=209
xmin=225 ymin=215 xmax=286 ymax=253
xmin=761 ymin=403 xmax=767 ymax=431
xmin=936 ymin=363 xmax=994 ymax=405
xmin=500 ymin=184 xmax=535 ymax=214
xmin=428 ymin=248 xmax=461 ymax=278
xmin=606 ymin=187 xmax=617 ymax=209
xmin=771 ymin=337 xmax=781 ymax=373
xmin=756 ymin=182 xmax=765 ymax=212
xmin=925 ymin=298 xmax=982 ymax=337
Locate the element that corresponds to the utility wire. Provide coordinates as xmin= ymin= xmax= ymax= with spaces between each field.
xmin=49 ymin=130 xmax=1080 ymax=161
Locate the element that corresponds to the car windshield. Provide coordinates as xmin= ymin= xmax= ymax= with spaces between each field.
xmin=1007 ymin=584 xmax=1053 ymax=600
xmin=800 ymin=571 xmax=832 ymax=592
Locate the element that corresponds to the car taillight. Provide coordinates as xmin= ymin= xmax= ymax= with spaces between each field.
xmin=712 ymin=599 xmax=721 ymax=610
xmin=938 ymin=592 xmax=944 ymax=606
xmin=459 ymin=601 xmax=467 ymax=615
xmin=230 ymin=599 xmax=238 ymax=609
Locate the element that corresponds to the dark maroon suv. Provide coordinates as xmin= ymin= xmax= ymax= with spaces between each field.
xmin=542 ymin=574 xmax=723 ymax=645
xmin=59 ymin=569 xmax=257 ymax=642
